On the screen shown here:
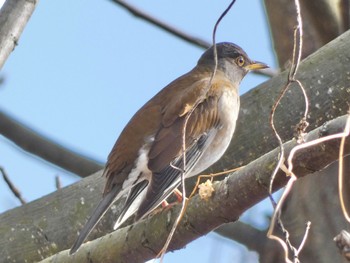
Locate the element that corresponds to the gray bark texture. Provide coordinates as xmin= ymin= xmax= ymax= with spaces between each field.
xmin=0 ymin=0 xmax=37 ymax=69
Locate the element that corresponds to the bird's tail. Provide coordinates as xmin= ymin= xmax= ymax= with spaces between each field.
xmin=113 ymin=180 xmax=148 ymax=230
xmin=69 ymin=185 xmax=120 ymax=254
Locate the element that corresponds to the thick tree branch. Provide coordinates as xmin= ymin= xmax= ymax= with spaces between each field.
xmin=0 ymin=110 xmax=104 ymax=177
xmin=215 ymin=222 xmax=285 ymax=263
xmin=0 ymin=0 xmax=37 ymax=69
xmin=215 ymin=222 xmax=272 ymax=253
xmin=40 ymin=115 xmax=350 ymax=263
xmin=264 ymin=0 xmax=349 ymax=67
xmin=301 ymin=0 xmax=349 ymax=42
xmin=0 ymin=30 xmax=349 ymax=263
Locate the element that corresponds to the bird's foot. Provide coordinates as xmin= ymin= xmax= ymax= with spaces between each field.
xmin=159 ymin=189 xmax=187 ymax=210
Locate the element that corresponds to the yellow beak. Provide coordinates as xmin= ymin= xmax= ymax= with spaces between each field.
xmin=245 ymin=61 xmax=269 ymax=71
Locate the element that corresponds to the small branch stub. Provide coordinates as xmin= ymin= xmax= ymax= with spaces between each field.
xmin=334 ymin=230 xmax=350 ymax=261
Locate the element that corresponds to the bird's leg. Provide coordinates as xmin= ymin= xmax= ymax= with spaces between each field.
xmin=161 ymin=188 xmax=187 ymax=208
xmin=161 ymin=200 xmax=169 ymax=208
xmin=159 ymin=166 xmax=245 ymax=212
xmin=173 ymin=188 xmax=184 ymax=202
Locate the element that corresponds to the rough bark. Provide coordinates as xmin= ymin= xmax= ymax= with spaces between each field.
xmin=39 ymin=116 xmax=350 ymax=263
xmin=0 ymin=30 xmax=349 ymax=263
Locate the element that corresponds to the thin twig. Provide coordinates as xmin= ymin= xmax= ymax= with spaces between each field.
xmin=110 ymin=0 xmax=277 ymax=78
xmin=337 ymin=113 xmax=350 ymax=221
xmin=267 ymin=175 xmax=296 ymax=263
xmin=269 ymin=85 xmax=287 ymax=194
xmin=156 ymin=1 xmax=237 ymax=260
xmin=272 ymin=114 xmax=350 ymax=260
xmin=210 ymin=0 xmax=237 ymax=84
xmin=157 ymin=112 xmax=189 ymax=261
xmin=296 ymin=221 xmax=311 ymax=255
xmin=111 ymin=0 xmax=210 ymax=49
xmin=287 ymin=119 xmax=350 ymax=174
xmin=288 ymin=0 xmax=303 ymax=80
xmin=267 ymin=0 xmax=309 ymax=262
xmin=0 ymin=166 xmax=26 ymax=205
xmin=270 ymin=114 xmax=350 ymax=261
xmin=268 ymin=116 xmax=350 ymax=262
xmin=55 ymin=175 xmax=62 ymax=190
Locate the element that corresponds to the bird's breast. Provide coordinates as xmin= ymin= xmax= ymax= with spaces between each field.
xmin=189 ymin=88 xmax=240 ymax=176
xmin=217 ymin=88 xmax=240 ymax=134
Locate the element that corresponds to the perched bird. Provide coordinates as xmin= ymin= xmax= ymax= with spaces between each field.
xmin=70 ymin=42 xmax=267 ymax=254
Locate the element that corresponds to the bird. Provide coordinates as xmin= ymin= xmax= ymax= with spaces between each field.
xmin=70 ymin=42 xmax=267 ymax=254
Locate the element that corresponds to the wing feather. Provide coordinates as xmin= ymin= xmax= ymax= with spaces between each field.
xmin=136 ymin=94 xmax=222 ymax=219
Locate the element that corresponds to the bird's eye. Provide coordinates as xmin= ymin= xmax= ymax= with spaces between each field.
xmin=236 ymin=56 xmax=245 ymax=67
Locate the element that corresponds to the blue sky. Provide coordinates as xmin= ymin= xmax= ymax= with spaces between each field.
xmin=0 ymin=1 xmax=276 ymax=262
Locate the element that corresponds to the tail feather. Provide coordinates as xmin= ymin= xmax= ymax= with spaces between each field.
xmin=113 ymin=180 xmax=148 ymax=230
xmin=70 ymin=185 xmax=120 ymax=254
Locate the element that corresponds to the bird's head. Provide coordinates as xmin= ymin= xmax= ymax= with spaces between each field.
xmin=197 ymin=42 xmax=268 ymax=83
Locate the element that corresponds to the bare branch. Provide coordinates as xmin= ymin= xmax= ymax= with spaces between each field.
xmin=39 ymin=115 xmax=350 ymax=263
xmin=0 ymin=166 xmax=26 ymax=204
xmin=111 ymin=0 xmax=277 ymax=78
xmin=55 ymin=175 xmax=62 ymax=190
xmin=0 ymin=110 xmax=104 ymax=177
xmin=0 ymin=0 xmax=38 ymax=69
xmin=301 ymin=0 xmax=349 ymax=42
xmin=215 ymin=222 xmax=285 ymax=263
xmin=111 ymin=0 xmax=210 ymax=49
xmin=338 ymin=112 xmax=350 ymax=221
xmin=334 ymin=230 xmax=350 ymax=261
xmin=264 ymin=0 xmax=349 ymax=68
xmin=215 ymin=222 xmax=270 ymax=252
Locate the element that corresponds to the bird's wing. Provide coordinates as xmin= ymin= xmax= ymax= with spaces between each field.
xmin=102 ymin=71 xmax=208 ymax=195
xmin=102 ymin=70 xmax=214 ymax=195
xmin=136 ymin=80 xmax=225 ymax=219
xmin=102 ymin=103 xmax=163 ymax=195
